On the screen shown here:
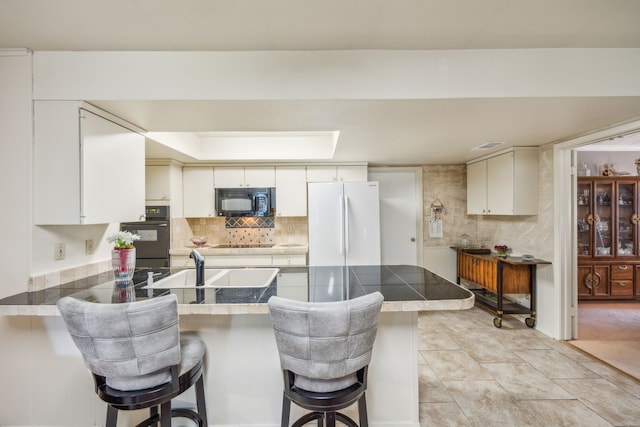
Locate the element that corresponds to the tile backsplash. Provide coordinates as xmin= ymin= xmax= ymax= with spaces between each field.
xmin=177 ymin=216 xmax=308 ymax=248
xmin=29 ymin=259 xmax=112 ymax=292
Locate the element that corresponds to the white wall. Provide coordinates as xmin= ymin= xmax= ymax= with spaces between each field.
xmin=422 ymin=247 xmax=457 ymax=283
xmin=31 ymin=224 xmax=119 ymax=276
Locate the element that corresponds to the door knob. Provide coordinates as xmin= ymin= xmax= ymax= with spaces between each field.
xmin=410 ymin=237 xmax=416 ymax=242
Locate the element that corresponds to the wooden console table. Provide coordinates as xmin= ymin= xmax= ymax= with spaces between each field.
xmin=452 ymin=247 xmax=551 ymax=328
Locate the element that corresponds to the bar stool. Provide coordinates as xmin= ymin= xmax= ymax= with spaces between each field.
xmin=57 ymin=294 xmax=208 ymax=427
xmin=267 ymin=292 xmax=384 ymax=427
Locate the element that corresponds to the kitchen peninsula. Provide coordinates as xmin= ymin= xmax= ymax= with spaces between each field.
xmin=0 ymin=265 xmax=473 ymax=427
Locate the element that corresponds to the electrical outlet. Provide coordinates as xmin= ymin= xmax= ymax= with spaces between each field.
xmin=85 ymin=239 xmax=95 ymax=254
xmin=54 ymin=243 xmax=65 ymax=260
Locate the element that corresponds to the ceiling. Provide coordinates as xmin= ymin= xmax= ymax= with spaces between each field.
xmin=2 ymin=0 xmax=640 ymax=164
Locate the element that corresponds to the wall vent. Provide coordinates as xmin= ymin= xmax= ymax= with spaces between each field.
xmin=472 ymin=142 xmax=504 ymax=151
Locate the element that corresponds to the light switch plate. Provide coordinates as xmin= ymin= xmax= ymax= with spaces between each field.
xmin=54 ymin=243 xmax=65 ymax=260
xmin=85 ymin=239 xmax=95 ymax=254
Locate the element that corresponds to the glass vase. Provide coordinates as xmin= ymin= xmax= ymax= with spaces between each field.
xmin=112 ymin=247 xmax=136 ymax=282
xmin=112 ymin=281 xmax=136 ymax=303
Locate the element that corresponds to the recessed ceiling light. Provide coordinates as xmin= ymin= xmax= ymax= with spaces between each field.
xmin=471 ymin=142 xmax=504 ymax=151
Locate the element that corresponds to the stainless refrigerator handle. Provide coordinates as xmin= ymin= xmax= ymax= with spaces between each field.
xmin=339 ymin=195 xmax=345 ymax=255
xmin=344 ymin=195 xmax=350 ymax=255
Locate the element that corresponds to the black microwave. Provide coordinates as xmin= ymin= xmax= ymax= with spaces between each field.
xmin=215 ymin=188 xmax=275 ymax=217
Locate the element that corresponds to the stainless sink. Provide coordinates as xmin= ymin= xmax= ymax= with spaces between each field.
xmin=143 ymin=268 xmax=279 ymax=289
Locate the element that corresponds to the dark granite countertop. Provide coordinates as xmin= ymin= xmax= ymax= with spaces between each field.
xmin=0 ymin=265 xmax=474 ymax=315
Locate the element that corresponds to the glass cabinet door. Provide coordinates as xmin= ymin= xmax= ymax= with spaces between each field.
xmin=577 ymin=180 xmax=592 ymax=257
xmin=616 ymin=181 xmax=637 ymax=257
xmin=593 ymin=181 xmax=613 ymax=257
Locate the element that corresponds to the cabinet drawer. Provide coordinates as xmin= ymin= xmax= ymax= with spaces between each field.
xmin=272 ymin=254 xmax=307 ymax=266
xmin=206 ymin=255 xmax=272 ymax=267
xmin=611 ymin=264 xmax=633 ymax=280
xmin=611 ymin=280 xmax=634 ymax=296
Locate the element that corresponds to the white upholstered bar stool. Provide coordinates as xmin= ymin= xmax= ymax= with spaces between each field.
xmin=267 ymin=291 xmax=384 ymax=427
xmin=57 ymin=294 xmax=208 ymax=427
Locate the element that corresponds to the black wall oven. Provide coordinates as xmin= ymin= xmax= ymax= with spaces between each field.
xmin=120 ymin=206 xmax=170 ymax=268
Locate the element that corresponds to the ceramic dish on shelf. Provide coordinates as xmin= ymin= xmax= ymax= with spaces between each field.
xmin=191 ymin=237 xmax=208 ymax=247
xmin=521 ymin=254 xmax=535 ymax=261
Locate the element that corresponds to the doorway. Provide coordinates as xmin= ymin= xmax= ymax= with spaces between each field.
xmin=554 ymin=120 xmax=640 ymax=341
xmin=569 ymin=137 xmax=640 ymax=379
xmin=570 ymin=301 xmax=640 ymax=379
xmin=369 ymin=167 xmax=423 ymax=266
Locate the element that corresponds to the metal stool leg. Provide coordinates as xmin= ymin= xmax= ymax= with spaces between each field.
xmin=325 ymin=411 xmax=336 ymax=427
xmin=281 ymin=394 xmax=291 ymax=427
xmin=106 ymin=405 xmax=118 ymax=427
xmin=195 ymin=375 xmax=208 ymax=426
xmin=159 ymin=401 xmax=171 ymax=427
xmin=358 ymin=393 xmax=369 ymax=427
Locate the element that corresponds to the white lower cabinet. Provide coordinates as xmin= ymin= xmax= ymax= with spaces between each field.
xmin=276 ymin=272 xmax=309 ymax=301
xmin=272 ymin=254 xmax=307 ymax=266
xmin=205 ymin=255 xmax=273 ymax=267
xmin=171 ymin=253 xmax=306 ymax=268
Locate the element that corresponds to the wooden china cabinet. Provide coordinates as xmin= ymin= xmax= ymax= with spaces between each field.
xmin=577 ymin=177 xmax=640 ymax=299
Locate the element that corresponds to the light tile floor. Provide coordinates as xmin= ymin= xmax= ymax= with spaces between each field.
xmin=418 ymin=306 xmax=640 ymax=427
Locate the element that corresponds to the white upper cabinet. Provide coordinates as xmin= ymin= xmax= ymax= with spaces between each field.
xmin=145 ymin=163 xmax=184 ymax=217
xmin=145 ymin=166 xmax=171 ymax=202
xmin=214 ymin=167 xmax=244 ymax=188
xmin=245 ymin=167 xmax=276 ymax=187
xmin=275 ymin=166 xmax=307 ymax=217
xmin=34 ymin=101 xmax=145 ymax=224
xmin=183 ymin=167 xmax=215 ymax=217
xmin=467 ymin=147 xmax=538 ymax=216
xmin=306 ymin=165 xmax=367 ymax=182
xmin=214 ymin=166 xmax=276 ymax=187
xmin=466 ymin=161 xmax=487 ymax=215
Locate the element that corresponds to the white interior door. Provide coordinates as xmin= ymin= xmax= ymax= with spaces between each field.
xmin=369 ymin=169 xmax=421 ymax=265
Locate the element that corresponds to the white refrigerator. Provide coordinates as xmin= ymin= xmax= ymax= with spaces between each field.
xmin=308 ymin=181 xmax=381 ymax=266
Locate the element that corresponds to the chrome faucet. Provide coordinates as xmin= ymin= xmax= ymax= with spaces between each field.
xmin=190 ymin=249 xmax=205 ymax=287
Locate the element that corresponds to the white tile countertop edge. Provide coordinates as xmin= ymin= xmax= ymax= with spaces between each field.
xmin=0 ymin=295 xmax=475 ymax=317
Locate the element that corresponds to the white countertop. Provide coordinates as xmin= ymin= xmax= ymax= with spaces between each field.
xmin=170 ymin=243 xmax=308 ymax=256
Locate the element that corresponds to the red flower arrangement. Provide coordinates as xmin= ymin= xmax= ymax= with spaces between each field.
xmin=494 ymin=244 xmax=509 ymax=258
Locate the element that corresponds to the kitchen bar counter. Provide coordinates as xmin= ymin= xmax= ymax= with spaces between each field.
xmin=0 ymin=265 xmax=472 ymax=427
xmin=0 ymin=264 xmax=473 ymax=316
